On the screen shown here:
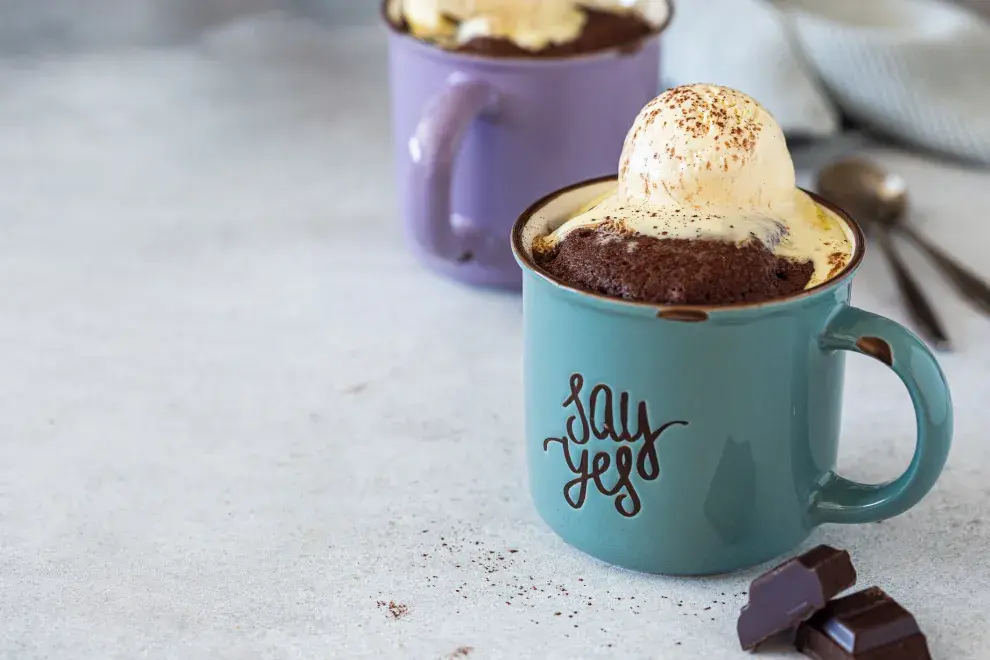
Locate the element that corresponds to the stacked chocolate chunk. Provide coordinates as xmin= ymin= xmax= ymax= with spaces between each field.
xmin=738 ymin=545 xmax=931 ymax=659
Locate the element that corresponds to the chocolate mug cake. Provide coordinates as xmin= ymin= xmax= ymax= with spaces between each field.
xmin=528 ymin=84 xmax=854 ymax=305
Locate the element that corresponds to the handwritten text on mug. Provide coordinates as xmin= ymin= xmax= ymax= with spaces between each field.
xmin=543 ymin=374 xmax=688 ymax=517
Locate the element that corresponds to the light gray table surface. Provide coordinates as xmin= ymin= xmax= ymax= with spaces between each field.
xmin=0 ymin=17 xmax=988 ymax=660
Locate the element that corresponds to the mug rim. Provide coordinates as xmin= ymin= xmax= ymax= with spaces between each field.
xmin=379 ymin=0 xmax=674 ymax=66
xmin=511 ymin=175 xmax=868 ymax=314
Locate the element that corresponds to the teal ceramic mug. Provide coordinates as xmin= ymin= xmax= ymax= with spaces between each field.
xmin=511 ymin=176 xmax=953 ymax=576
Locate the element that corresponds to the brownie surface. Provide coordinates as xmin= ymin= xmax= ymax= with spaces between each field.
xmin=534 ymin=226 xmax=815 ymax=305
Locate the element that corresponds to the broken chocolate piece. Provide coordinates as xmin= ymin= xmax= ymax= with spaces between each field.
xmin=738 ymin=545 xmax=857 ymax=651
xmin=796 ymin=587 xmax=931 ymax=660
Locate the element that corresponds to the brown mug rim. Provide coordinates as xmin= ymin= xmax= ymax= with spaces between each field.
xmin=510 ymin=175 xmax=868 ymax=313
xmin=379 ymin=0 xmax=675 ymax=65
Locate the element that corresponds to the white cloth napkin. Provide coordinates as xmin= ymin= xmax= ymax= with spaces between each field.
xmin=663 ymin=0 xmax=990 ymax=165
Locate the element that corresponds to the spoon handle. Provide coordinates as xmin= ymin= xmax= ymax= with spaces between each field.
xmin=874 ymin=227 xmax=952 ymax=350
xmin=896 ymin=223 xmax=990 ymax=315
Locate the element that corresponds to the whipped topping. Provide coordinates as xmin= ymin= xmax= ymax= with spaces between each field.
xmin=388 ymin=0 xmax=664 ymax=52
xmin=540 ymin=84 xmax=854 ymax=287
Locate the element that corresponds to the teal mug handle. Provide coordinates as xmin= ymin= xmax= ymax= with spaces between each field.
xmin=813 ymin=306 xmax=952 ymax=525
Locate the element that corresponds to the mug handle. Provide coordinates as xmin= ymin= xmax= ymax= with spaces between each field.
xmin=408 ymin=76 xmax=499 ymax=263
xmin=812 ymin=305 xmax=952 ymax=525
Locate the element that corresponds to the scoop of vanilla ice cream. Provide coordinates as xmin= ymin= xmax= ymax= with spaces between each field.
xmin=618 ymin=84 xmax=796 ymax=213
xmin=457 ymin=0 xmax=586 ymax=52
xmin=396 ymin=0 xmax=584 ymax=50
xmin=539 ymin=84 xmax=854 ymax=288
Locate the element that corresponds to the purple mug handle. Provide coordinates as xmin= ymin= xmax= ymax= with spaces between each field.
xmin=408 ymin=76 xmax=500 ymax=263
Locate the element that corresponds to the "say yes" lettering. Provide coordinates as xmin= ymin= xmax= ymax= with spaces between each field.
xmin=543 ymin=373 xmax=688 ymax=517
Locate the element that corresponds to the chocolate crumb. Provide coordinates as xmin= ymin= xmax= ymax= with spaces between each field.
xmin=377 ymin=600 xmax=409 ymax=620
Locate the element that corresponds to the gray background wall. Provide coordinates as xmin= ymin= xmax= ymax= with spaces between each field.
xmin=0 ymin=0 xmax=381 ymax=53
xmin=294 ymin=0 xmax=380 ymax=24
xmin=1 ymin=0 xmax=987 ymax=54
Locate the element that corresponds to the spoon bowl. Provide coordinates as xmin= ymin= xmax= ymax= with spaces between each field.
xmin=817 ymin=157 xmax=907 ymax=225
xmin=820 ymin=157 xmax=990 ymax=322
xmin=816 ymin=157 xmax=950 ymax=349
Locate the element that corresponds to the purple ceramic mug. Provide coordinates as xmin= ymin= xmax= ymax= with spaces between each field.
xmin=385 ymin=8 xmax=670 ymax=289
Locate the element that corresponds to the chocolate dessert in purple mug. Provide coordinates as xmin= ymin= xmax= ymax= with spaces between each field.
xmin=383 ymin=0 xmax=672 ymax=288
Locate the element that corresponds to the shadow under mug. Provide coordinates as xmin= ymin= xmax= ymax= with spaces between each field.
xmin=385 ymin=11 xmax=669 ymax=289
xmin=512 ymin=176 xmax=953 ymax=575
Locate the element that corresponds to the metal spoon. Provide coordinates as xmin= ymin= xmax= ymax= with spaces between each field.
xmin=821 ymin=158 xmax=990 ymax=314
xmin=817 ymin=158 xmax=951 ymax=350
xmin=863 ymin=165 xmax=990 ymax=317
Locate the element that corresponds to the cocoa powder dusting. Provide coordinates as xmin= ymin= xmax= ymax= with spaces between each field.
xmin=377 ymin=600 xmax=409 ymax=619
xmin=652 ymin=85 xmax=765 ymax=158
xmin=827 ymin=250 xmax=848 ymax=279
xmin=398 ymin=528 xmax=746 ymax=651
